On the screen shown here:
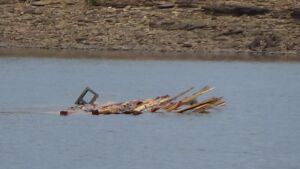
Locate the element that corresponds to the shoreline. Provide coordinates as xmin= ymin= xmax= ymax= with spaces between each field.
xmin=0 ymin=0 xmax=300 ymax=55
xmin=1 ymin=47 xmax=299 ymax=62
xmin=1 ymin=0 xmax=300 ymax=61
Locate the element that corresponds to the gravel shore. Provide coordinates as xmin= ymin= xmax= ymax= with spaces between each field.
xmin=1 ymin=0 xmax=300 ymax=55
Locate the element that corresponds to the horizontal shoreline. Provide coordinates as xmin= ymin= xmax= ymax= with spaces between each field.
xmin=1 ymin=1 xmax=300 ymax=60
xmin=0 ymin=47 xmax=299 ymax=62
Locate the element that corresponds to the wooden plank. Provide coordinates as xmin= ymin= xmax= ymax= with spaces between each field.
xmin=176 ymin=97 xmax=221 ymax=113
xmin=180 ymin=86 xmax=214 ymax=104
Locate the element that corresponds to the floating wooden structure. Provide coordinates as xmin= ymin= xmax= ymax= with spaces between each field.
xmin=60 ymin=86 xmax=225 ymax=116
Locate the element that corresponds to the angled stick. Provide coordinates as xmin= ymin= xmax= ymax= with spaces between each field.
xmin=180 ymin=86 xmax=214 ymax=104
xmin=176 ymin=97 xmax=221 ymax=113
xmin=151 ymin=87 xmax=194 ymax=112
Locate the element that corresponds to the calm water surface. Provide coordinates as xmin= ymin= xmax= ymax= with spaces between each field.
xmin=0 ymin=57 xmax=300 ymax=169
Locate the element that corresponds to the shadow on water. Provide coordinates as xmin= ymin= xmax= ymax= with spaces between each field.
xmin=0 ymin=48 xmax=299 ymax=62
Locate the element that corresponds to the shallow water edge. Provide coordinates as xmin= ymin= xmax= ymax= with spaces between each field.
xmin=0 ymin=47 xmax=299 ymax=62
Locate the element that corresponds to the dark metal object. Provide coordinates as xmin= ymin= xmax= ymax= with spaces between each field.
xmin=91 ymin=110 xmax=100 ymax=115
xmin=60 ymin=110 xmax=68 ymax=116
xmin=75 ymin=87 xmax=99 ymax=105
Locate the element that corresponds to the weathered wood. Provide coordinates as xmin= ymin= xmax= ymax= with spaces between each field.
xmin=176 ymin=97 xmax=221 ymax=113
xmin=165 ymin=102 xmax=182 ymax=112
xmin=150 ymin=87 xmax=194 ymax=112
xmin=60 ymin=86 xmax=225 ymax=116
xmin=180 ymin=86 xmax=213 ymax=104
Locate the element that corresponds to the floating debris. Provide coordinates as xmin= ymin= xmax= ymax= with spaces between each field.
xmin=60 ymin=86 xmax=225 ymax=116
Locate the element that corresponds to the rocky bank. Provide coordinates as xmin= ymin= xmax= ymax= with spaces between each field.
xmin=0 ymin=0 xmax=300 ymax=54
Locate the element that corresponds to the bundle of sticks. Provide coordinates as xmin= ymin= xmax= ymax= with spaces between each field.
xmin=60 ymin=86 xmax=225 ymax=116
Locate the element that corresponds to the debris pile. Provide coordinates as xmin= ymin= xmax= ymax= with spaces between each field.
xmin=60 ymin=86 xmax=225 ymax=116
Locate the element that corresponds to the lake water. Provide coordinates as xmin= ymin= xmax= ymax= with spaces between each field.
xmin=0 ymin=56 xmax=300 ymax=169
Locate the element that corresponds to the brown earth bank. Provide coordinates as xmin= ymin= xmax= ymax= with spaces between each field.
xmin=0 ymin=0 xmax=300 ymax=56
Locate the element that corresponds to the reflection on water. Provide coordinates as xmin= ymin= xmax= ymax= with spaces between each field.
xmin=0 ymin=48 xmax=299 ymax=61
xmin=0 ymin=56 xmax=300 ymax=169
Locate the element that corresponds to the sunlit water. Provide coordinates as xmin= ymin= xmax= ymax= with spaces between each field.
xmin=0 ymin=57 xmax=300 ymax=169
